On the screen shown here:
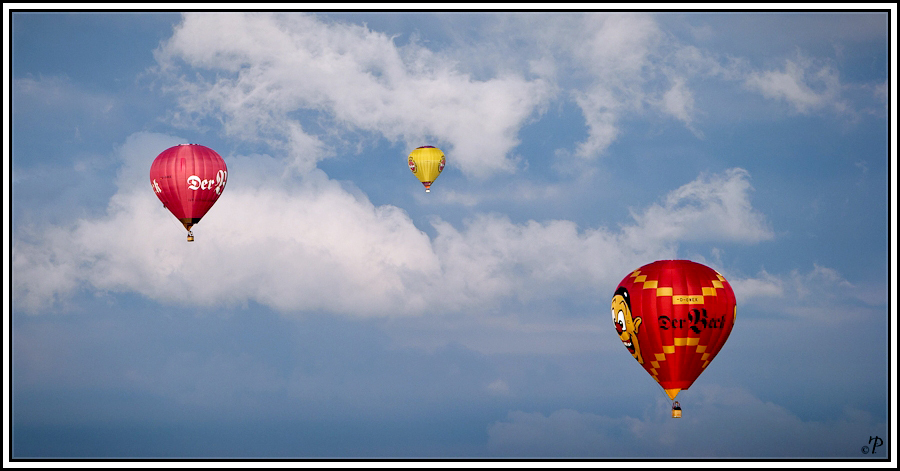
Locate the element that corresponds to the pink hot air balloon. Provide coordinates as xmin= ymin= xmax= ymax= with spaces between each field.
xmin=149 ymin=144 xmax=228 ymax=241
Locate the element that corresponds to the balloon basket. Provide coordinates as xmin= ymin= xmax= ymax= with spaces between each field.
xmin=187 ymin=231 xmax=194 ymax=242
xmin=672 ymin=401 xmax=682 ymax=418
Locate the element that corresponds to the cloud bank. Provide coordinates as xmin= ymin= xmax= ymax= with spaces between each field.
xmin=486 ymin=385 xmax=886 ymax=458
xmin=153 ymin=13 xmax=865 ymax=173
xmin=14 ymin=130 xmax=778 ymax=318
xmin=15 ymin=13 xmax=873 ymax=321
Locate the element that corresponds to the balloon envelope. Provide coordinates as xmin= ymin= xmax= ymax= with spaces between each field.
xmin=149 ymin=144 xmax=228 ymax=237
xmin=611 ymin=260 xmax=736 ymax=400
xmin=408 ymin=146 xmax=445 ymax=192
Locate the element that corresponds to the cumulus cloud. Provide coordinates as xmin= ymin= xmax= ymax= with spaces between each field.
xmin=561 ymin=14 xmax=668 ymax=158
xmin=14 ymin=132 xmax=440 ymax=316
xmin=24 ymin=15 xmax=851 ymax=321
xmin=13 ymin=132 xmax=774 ymax=318
xmin=624 ymin=168 xmax=774 ymax=247
xmin=486 ymin=385 xmax=886 ymax=458
xmin=425 ymin=169 xmax=771 ymax=312
xmin=154 ymin=13 xmax=552 ymax=178
xmin=430 ymin=215 xmax=656 ymax=310
xmin=151 ymin=13 xmax=728 ymax=171
xmin=151 ymin=12 xmax=864 ymax=174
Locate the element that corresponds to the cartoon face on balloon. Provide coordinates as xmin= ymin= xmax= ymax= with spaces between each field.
xmin=611 ymin=287 xmax=643 ymax=365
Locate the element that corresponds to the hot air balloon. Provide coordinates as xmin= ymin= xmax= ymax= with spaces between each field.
xmin=611 ymin=260 xmax=736 ymax=417
xmin=408 ymin=146 xmax=445 ymax=192
xmin=149 ymin=144 xmax=228 ymax=241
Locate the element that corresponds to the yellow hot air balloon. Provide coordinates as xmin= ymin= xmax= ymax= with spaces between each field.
xmin=408 ymin=146 xmax=445 ymax=192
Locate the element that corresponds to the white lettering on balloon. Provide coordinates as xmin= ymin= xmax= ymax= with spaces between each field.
xmin=187 ymin=170 xmax=227 ymax=194
xmin=215 ymin=170 xmax=227 ymax=195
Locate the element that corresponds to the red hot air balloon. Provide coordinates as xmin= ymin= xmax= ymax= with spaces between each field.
xmin=149 ymin=144 xmax=228 ymax=241
xmin=611 ymin=260 xmax=736 ymax=416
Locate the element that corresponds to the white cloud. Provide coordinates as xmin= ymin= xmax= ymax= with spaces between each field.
xmin=744 ymin=54 xmax=846 ymax=114
xmin=13 ymin=132 xmax=774 ymax=319
xmin=151 ymin=13 xmax=733 ymax=171
xmin=660 ymin=76 xmax=697 ymax=128
xmin=431 ymin=215 xmax=632 ymax=309
xmin=424 ymin=167 xmax=773 ymax=312
xmin=16 ymin=135 xmax=443 ymax=317
xmin=407 ymin=13 xmax=703 ymax=160
xmin=624 ymin=168 xmax=774 ymax=247
xmin=152 ymin=12 xmax=867 ymax=175
xmin=729 ymin=269 xmax=785 ymax=301
xmin=154 ymin=13 xmax=553 ymax=178
xmin=572 ymin=89 xmax=622 ymax=159
xmin=565 ymin=14 xmax=665 ymax=158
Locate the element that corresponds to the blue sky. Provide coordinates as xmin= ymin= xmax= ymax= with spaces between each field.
xmin=6 ymin=8 xmax=896 ymax=462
